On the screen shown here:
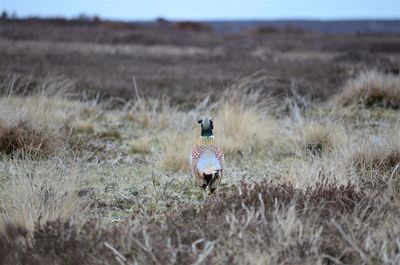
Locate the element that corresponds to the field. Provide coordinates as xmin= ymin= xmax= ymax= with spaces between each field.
xmin=1 ymin=18 xmax=400 ymax=264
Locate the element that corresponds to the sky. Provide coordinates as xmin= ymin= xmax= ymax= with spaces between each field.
xmin=1 ymin=0 xmax=399 ymax=20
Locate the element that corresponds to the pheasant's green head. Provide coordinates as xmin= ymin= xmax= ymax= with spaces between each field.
xmin=198 ymin=116 xmax=214 ymax=137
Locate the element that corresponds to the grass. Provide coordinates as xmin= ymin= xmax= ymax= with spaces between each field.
xmin=72 ymin=119 xmax=95 ymax=134
xmin=0 ymin=76 xmax=89 ymax=157
xmin=334 ymin=70 xmax=400 ymax=109
xmin=296 ymin=120 xmax=347 ymax=156
xmin=350 ymin=128 xmax=400 ymax=193
xmin=214 ymin=91 xmax=281 ymax=158
xmin=1 ymin=73 xmax=400 ymax=264
xmin=128 ymin=136 xmax=152 ymax=154
xmin=159 ymin=130 xmax=194 ymax=172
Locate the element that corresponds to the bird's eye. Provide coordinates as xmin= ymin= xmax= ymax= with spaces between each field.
xmin=197 ymin=119 xmax=203 ymax=124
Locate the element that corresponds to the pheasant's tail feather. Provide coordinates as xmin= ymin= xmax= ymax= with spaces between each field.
xmin=208 ymin=170 xmax=222 ymax=192
xmin=200 ymin=169 xmax=222 ymax=191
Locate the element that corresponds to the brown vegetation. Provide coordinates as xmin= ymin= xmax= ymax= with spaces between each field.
xmin=1 ymin=19 xmax=398 ymax=104
xmin=0 ymin=76 xmax=90 ymax=157
xmin=0 ymin=121 xmax=57 ymax=157
xmin=0 ymin=18 xmax=400 ymax=264
xmin=334 ymin=70 xmax=400 ymax=109
xmin=297 ymin=121 xmax=347 ymax=156
xmin=0 ymin=181 xmax=398 ymax=264
xmin=172 ymin=21 xmax=212 ymax=31
xmin=0 ymin=73 xmax=399 ymax=263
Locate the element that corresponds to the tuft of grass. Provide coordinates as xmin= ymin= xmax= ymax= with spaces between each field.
xmin=159 ymin=130 xmax=194 ymax=172
xmin=127 ymin=92 xmax=176 ymax=129
xmin=213 ymin=79 xmax=282 ymax=159
xmin=72 ymin=119 xmax=95 ymax=134
xmin=98 ymin=128 xmax=121 ymax=140
xmin=297 ymin=121 xmax=347 ymax=156
xmin=353 ymin=140 xmax=400 ymax=173
xmin=0 ymin=76 xmax=88 ymax=157
xmin=0 ymin=121 xmax=61 ymax=157
xmin=334 ymin=70 xmax=400 ymax=109
xmin=215 ymin=102 xmax=280 ymax=158
xmin=351 ymin=130 xmax=400 ymax=193
xmin=129 ymin=136 xmax=152 ymax=154
xmin=0 ymin=158 xmax=87 ymax=230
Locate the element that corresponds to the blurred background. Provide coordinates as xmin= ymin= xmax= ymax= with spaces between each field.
xmin=1 ymin=0 xmax=399 ymax=105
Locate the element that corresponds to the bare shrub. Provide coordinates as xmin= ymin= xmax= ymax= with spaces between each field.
xmin=334 ymin=70 xmax=400 ymax=109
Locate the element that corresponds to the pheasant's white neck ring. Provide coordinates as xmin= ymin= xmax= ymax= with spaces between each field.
xmin=200 ymin=135 xmax=214 ymax=139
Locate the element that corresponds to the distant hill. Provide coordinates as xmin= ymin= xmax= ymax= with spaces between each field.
xmin=1 ymin=17 xmax=399 ymax=34
xmin=207 ymin=20 xmax=400 ymax=34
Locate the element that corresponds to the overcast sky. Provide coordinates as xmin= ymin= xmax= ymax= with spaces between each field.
xmin=1 ymin=0 xmax=399 ymax=20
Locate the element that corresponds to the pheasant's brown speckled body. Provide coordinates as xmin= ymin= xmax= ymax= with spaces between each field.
xmin=190 ymin=117 xmax=224 ymax=192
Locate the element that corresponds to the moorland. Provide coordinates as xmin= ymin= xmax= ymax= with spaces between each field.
xmin=0 ymin=17 xmax=400 ymax=264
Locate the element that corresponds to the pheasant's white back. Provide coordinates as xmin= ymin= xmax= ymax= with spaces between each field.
xmin=196 ymin=150 xmax=222 ymax=173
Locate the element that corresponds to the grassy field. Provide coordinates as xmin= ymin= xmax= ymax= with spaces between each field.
xmin=0 ymin=70 xmax=400 ymax=264
xmin=1 ymin=18 xmax=400 ymax=264
xmin=2 ymin=18 xmax=400 ymax=104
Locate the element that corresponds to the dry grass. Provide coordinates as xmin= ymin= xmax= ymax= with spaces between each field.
xmin=1 ymin=73 xmax=400 ymax=264
xmin=1 ymin=16 xmax=400 ymax=263
xmin=0 ymin=39 xmax=223 ymax=59
xmin=127 ymin=95 xmax=176 ymax=130
xmin=214 ymin=96 xmax=280 ymax=158
xmin=351 ymin=129 xmax=400 ymax=193
xmin=0 ymin=158 xmax=86 ymax=230
xmin=296 ymin=121 xmax=347 ymax=156
xmin=334 ymin=70 xmax=400 ymax=109
xmin=158 ymin=130 xmax=194 ymax=172
xmin=352 ymin=133 xmax=400 ymax=173
xmin=0 ymin=76 xmax=88 ymax=157
xmin=0 ymin=121 xmax=60 ymax=157
xmin=129 ymin=136 xmax=152 ymax=154
xmin=72 ymin=119 xmax=95 ymax=134
xmin=157 ymin=78 xmax=283 ymax=172
xmin=3 ymin=181 xmax=398 ymax=265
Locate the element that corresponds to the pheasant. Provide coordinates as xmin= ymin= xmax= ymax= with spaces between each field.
xmin=190 ymin=116 xmax=224 ymax=192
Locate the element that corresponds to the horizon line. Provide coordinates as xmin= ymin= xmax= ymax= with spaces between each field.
xmin=2 ymin=13 xmax=400 ymax=22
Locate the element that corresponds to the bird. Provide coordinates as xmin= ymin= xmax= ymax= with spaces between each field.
xmin=189 ymin=116 xmax=224 ymax=192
